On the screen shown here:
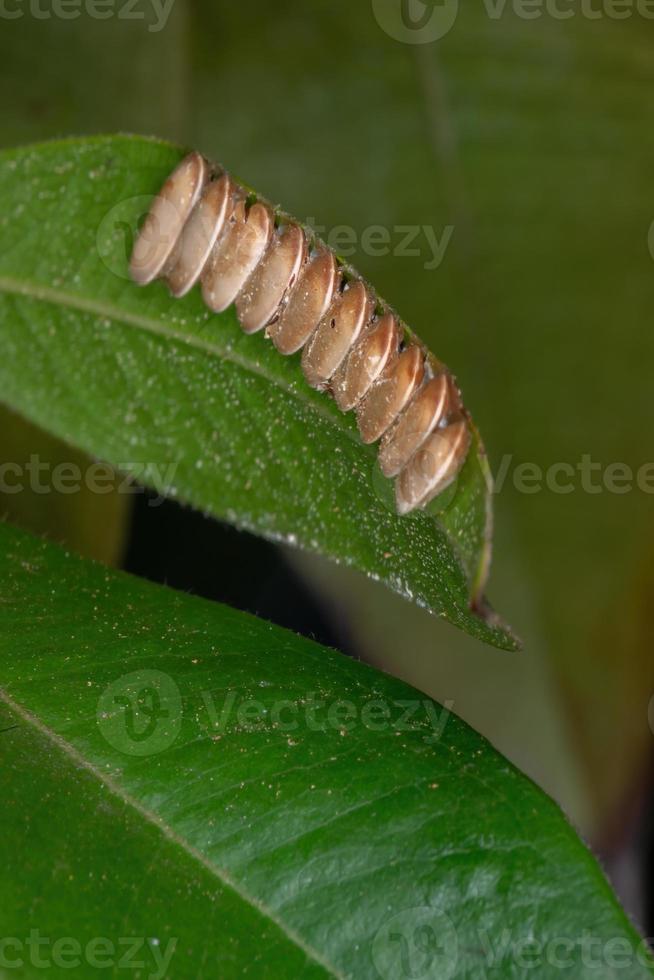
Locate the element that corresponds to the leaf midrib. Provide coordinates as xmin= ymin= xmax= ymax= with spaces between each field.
xmin=0 ymin=685 xmax=343 ymax=979
xmin=0 ymin=273 xmax=365 ymax=451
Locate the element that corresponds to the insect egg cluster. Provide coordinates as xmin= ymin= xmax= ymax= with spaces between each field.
xmin=129 ymin=151 xmax=471 ymax=514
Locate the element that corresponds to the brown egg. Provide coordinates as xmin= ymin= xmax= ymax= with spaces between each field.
xmin=167 ymin=174 xmax=231 ymax=298
xmin=268 ymin=249 xmax=340 ymax=355
xmin=301 ymin=280 xmax=374 ymax=389
xmin=356 ymin=345 xmax=425 ymax=444
xmin=332 ymin=313 xmax=399 ymax=412
xmin=395 ymin=420 xmax=470 ymax=515
xmin=378 ymin=373 xmax=451 ymax=477
xmin=236 ymin=224 xmax=307 ymax=334
xmin=201 ymin=200 xmax=273 ymax=314
xmin=130 ymin=151 xmax=209 ymax=286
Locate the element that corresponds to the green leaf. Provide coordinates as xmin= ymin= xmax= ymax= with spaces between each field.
xmin=0 ymin=521 xmax=649 ymax=979
xmin=0 ymin=135 xmax=515 ymax=651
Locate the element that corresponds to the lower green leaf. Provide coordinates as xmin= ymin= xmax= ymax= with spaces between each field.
xmin=0 ymin=522 xmax=649 ymax=978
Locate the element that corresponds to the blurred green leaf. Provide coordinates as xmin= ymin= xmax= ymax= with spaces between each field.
xmin=1 ymin=520 xmax=651 ymax=979
xmin=0 ymin=135 xmax=515 ymax=651
xmin=0 ymin=7 xmax=190 ymax=147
